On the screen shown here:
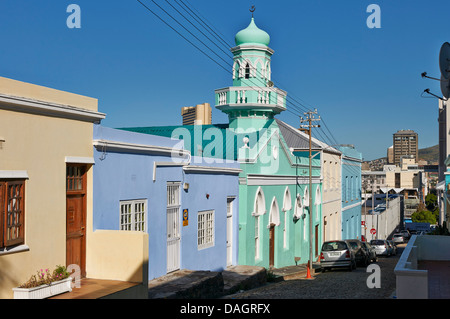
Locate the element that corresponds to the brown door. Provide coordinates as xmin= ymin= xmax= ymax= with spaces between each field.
xmin=66 ymin=165 xmax=87 ymax=278
xmin=269 ymin=225 xmax=275 ymax=268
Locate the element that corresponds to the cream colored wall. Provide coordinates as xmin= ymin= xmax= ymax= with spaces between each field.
xmin=322 ymin=152 xmax=342 ymax=241
xmin=0 ymin=77 xmax=97 ymax=299
xmin=0 ymin=109 xmax=94 ymax=298
xmin=385 ymin=170 xmax=418 ymax=189
xmin=0 ymin=76 xmax=98 ymax=111
xmin=86 ymin=230 xmax=148 ymax=283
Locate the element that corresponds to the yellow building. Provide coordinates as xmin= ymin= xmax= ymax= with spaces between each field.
xmin=0 ymin=77 xmax=148 ymax=298
xmin=181 ymin=103 xmax=212 ymax=125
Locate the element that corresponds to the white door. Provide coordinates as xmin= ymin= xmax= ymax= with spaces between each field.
xmin=167 ymin=183 xmax=181 ymax=273
xmin=226 ymin=197 xmax=235 ymax=267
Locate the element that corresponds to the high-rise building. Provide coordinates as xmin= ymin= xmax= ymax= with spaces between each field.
xmin=387 ymin=145 xmax=394 ymax=164
xmin=393 ymin=130 xmax=418 ymax=166
xmin=181 ymin=103 xmax=212 ymax=125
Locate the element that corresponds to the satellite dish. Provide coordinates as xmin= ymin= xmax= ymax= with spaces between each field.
xmin=441 ymin=74 xmax=450 ymax=99
xmin=267 ymin=80 xmax=274 ymax=88
xmin=439 ymin=42 xmax=450 ymax=79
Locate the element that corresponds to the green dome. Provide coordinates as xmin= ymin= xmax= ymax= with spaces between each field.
xmin=235 ymin=18 xmax=270 ymax=46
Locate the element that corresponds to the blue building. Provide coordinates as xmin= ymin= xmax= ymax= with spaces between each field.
xmin=337 ymin=145 xmax=363 ymax=240
xmin=92 ymin=124 xmax=241 ymax=280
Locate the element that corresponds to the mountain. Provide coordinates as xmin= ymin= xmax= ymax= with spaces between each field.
xmin=418 ymin=145 xmax=438 ymax=163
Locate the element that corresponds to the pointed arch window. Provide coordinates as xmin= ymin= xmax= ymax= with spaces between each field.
xmin=253 ymin=187 xmax=265 ymax=261
xmin=294 ymin=194 xmax=303 ymax=220
xmin=269 ymin=197 xmax=280 ymax=227
xmin=282 ymin=187 xmax=292 ymax=249
xmin=315 ymin=186 xmax=321 ymax=222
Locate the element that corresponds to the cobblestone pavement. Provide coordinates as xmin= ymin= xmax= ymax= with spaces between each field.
xmin=225 ymin=245 xmax=405 ymax=299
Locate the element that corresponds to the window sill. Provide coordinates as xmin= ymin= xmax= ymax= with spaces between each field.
xmin=0 ymin=244 xmax=29 ymax=256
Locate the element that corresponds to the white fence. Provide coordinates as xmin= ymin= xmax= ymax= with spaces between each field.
xmin=361 ymin=196 xmax=401 ymax=241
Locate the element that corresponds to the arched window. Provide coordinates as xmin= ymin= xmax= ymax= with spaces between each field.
xmin=269 ymin=197 xmax=280 ymax=227
xmin=294 ymin=194 xmax=303 ymax=220
xmin=315 ymin=186 xmax=321 ymax=222
xmin=282 ymin=187 xmax=292 ymax=249
xmin=303 ymin=187 xmax=309 ymax=207
xmin=253 ymin=187 xmax=265 ymax=260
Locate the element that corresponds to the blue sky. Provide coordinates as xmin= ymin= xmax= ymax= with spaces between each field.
xmin=0 ymin=0 xmax=448 ymax=160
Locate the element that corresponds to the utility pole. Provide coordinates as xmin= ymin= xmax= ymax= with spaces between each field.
xmin=300 ymin=109 xmax=320 ymax=279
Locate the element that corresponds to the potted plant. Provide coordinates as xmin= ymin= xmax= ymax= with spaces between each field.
xmin=13 ymin=265 xmax=73 ymax=299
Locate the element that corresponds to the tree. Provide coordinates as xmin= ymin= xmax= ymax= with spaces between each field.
xmin=411 ymin=210 xmax=436 ymax=224
xmin=425 ymin=193 xmax=438 ymax=212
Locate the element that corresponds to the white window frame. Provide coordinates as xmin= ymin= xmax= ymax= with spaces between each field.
xmin=120 ymin=199 xmax=147 ymax=232
xmin=198 ymin=210 xmax=215 ymax=250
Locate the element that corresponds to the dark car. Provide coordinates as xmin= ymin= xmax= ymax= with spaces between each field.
xmin=345 ymin=239 xmax=370 ymax=266
xmin=320 ymin=240 xmax=356 ymax=272
xmin=361 ymin=241 xmax=377 ymax=263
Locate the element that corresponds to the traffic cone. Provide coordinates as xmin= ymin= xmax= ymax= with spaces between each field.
xmin=305 ymin=261 xmax=313 ymax=279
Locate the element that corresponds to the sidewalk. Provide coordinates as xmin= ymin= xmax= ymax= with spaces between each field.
xmin=147 ymin=263 xmax=321 ymax=299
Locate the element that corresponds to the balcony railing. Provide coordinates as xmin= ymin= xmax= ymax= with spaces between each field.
xmin=215 ymin=86 xmax=287 ymax=109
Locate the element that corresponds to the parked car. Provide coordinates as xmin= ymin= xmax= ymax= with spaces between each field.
xmin=400 ymin=230 xmax=410 ymax=241
xmin=361 ymin=242 xmax=377 ymax=263
xmin=387 ymin=240 xmax=397 ymax=256
xmin=392 ymin=233 xmax=404 ymax=244
xmin=320 ymin=240 xmax=356 ymax=272
xmin=345 ymin=239 xmax=370 ymax=266
xmin=370 ymin=239 xmax=391 ymax=256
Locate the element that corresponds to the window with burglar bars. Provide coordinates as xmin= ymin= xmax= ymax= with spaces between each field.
xmin=0 ymin=180 xmax=25 ymax=248
xmin=198 ymin=210 xmax=214 ymax=250
xmin=120 ymin=199 xmax=147 ymax=232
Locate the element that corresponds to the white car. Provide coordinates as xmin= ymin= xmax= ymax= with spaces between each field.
xmin=392 ymin=233 xmax=404 ymax=244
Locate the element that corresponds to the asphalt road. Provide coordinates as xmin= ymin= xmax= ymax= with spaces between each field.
xmin=227 ymin=244 xmax=406 ymax=299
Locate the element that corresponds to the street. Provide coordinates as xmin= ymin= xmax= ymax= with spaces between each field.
xmin=226 ymin=244 xmax=405 ymax=299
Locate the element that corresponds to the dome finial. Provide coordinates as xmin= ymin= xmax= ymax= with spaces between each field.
xmin=250 ymin=5 xmax=255 ymax=17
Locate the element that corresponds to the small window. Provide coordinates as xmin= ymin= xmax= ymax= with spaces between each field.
xmin=245 ymin=63 xmax=250 ymax=79
xmin=120 ymin=199 xmax=147 ymax=232
xmin=0 ymin=180 xmax=26 ymax=248
xmin=198 ymin=210 xmax=214 ymax=250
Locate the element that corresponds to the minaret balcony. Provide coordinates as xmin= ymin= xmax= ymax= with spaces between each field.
xmin=215 ymin=86 xmax=287 ymax=114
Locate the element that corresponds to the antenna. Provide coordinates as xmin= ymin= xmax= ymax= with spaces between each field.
xmin=439 ymin=42 xmax=450 ymax=80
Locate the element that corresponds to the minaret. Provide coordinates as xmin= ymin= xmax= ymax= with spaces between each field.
xmin=215 ymin=14 xmax=287 ymax=131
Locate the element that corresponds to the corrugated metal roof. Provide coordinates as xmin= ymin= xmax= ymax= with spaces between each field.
xmin=275 ymin=119 xmax=323 ymax=149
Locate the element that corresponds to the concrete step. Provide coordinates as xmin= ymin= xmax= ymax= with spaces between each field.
xmin=147 ymin=266 xmax=267 ymax=299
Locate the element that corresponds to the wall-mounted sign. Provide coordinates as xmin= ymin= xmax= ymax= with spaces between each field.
xmin=183 ymin=209 xmax=189 ymax=226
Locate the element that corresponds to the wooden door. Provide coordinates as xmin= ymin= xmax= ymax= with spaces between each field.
xmin=269 ymin=225 xmax=275 ymax=268
xmin=66 ymin=165 xmax=87 ymax=278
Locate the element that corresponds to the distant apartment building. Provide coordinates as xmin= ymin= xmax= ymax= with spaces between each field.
xmin=393 ymin=130 xmax=418 ymax=166
xmin=181 ymin=103 xmax=212 ymax=125
xmin=387 ymin=145 xmax=394 ymax=164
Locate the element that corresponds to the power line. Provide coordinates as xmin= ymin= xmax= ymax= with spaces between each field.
xmin=136 ymin=0 xmax=352 ymax=160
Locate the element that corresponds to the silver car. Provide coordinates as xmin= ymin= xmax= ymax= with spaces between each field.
xmin=370 ymin=239 xmax=390 ymax=256
xmin=392 ymin=233 xmax=404 ymax=244
xmin=320 ymin=240 xmax=356 ymax=272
